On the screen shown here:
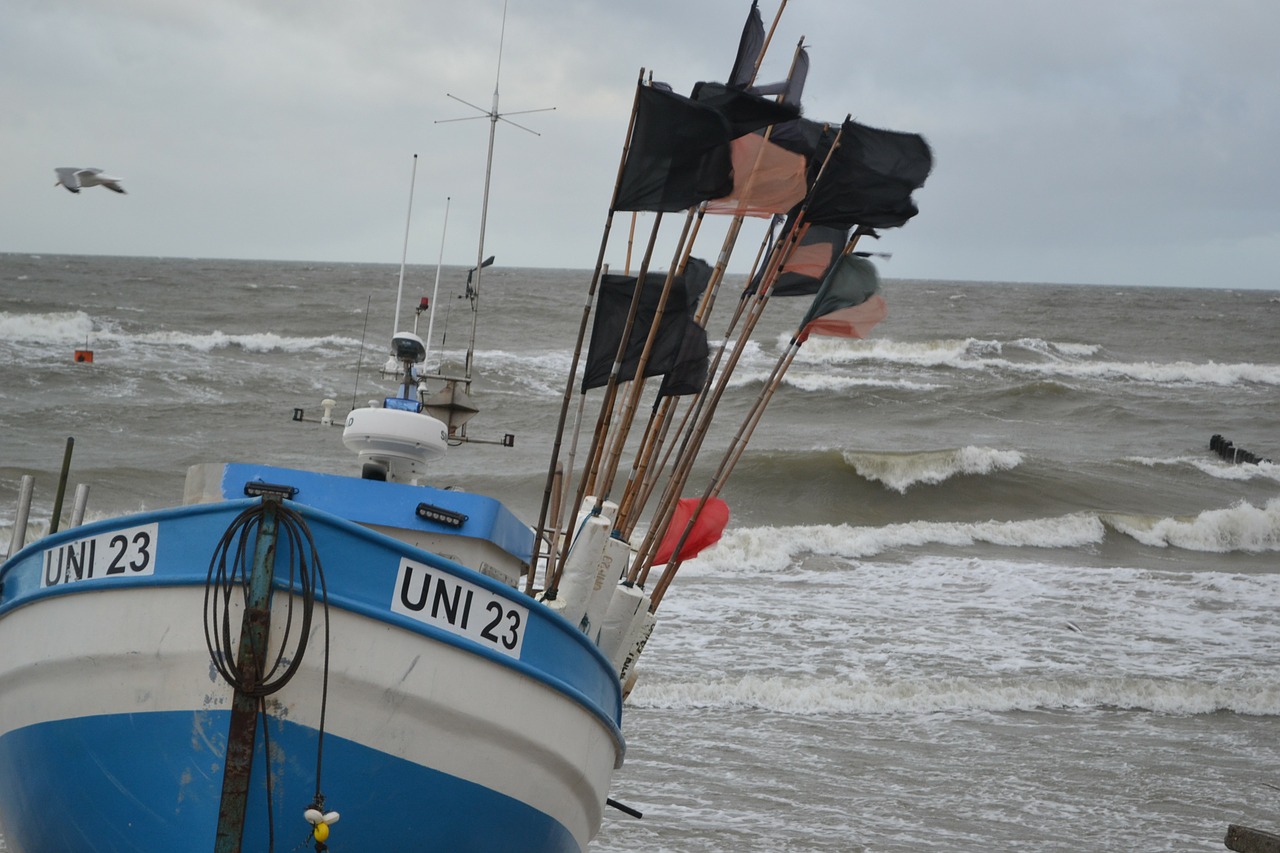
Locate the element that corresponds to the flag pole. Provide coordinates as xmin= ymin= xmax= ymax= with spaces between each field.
xmin=617 ymin=33 xmax=811 ymax=557
xmin=629 ymin=213 xmax=803 ymax=584
xmin=595 ymin=208 xmax=698 ymax=503
xmin=568 ymin=209 xmax=664 ymax=518
xmin=653 ymin=238 xmax=876 ymax=609
xmin=756 ymin=0 xmax=789 ymax=81
xmin=634 ymin=123 xmax=852 ymax=592
xmin=625 ymin=212 xmax=637 ymax=275
xmin=532 ymin=71 xmax=646 ymax=594
xmin=615 ymin=208 xmax=780 ymax=541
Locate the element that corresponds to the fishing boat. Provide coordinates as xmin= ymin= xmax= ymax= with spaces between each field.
xmin=0 ymin=4 xmax=932 ymax=850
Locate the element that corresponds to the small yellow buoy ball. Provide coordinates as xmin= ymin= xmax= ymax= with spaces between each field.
xmin=314 ymin=823 xmax=330 ymax=843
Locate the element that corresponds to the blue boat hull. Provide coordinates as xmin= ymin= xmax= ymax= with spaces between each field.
xmin=0 ymin=494 xmax=625 ymax=852
xmin=0 ymin=711 xmax=577 ymax=852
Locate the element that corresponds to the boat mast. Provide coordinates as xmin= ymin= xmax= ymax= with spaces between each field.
xmin=465 ymin=10 xmax=505 ymax=389
xmin=437 ymin=0 xmax=554 ymax=390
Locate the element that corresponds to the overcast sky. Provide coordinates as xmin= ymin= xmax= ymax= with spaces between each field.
xmin=4 ymin=0 xmax=1278 ymax=289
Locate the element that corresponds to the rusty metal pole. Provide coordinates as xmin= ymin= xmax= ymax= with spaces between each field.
xmin=215 ymin=498 xmax=280 ymax=853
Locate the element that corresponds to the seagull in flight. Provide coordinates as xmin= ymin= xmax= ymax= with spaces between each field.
xmin=55 ymin=167 xmax=126 ymax=194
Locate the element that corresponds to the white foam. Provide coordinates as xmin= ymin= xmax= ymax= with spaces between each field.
xmin=783 ymin=372 xmax=941 ymax=392
xmin=776 ymin=334 xmax=1280 ymax=387
xmin=1104 ymin=498 xmax=1280 ymax=553
xmin=636 ymin=551 xmax=1280 ymax=723
xmin=843 ymin=446 xmax=1024 ymax=493
xmin=691 ymin=513 xmax=1105 ymax=574
xmin=627 ymin=673 xmax=1280 ymax=716
xmin=0 ymin=311 xmax=361 ymax=355
xmin=1131 ymin=455 xmax=1280 ymax=482
xmin=0 ymin=310 xmax=95 ymax=343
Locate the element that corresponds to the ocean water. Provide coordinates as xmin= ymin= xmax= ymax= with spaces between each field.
xmin=1 ymin=253 xmax=1279 ymax=851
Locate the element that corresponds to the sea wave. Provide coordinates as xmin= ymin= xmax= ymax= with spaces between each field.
xmin=776 ymin=335 xmax=1280 ymax=387
xmin=697 ymin=514 xmax=1106 ymax=573
xmin=1130 ymin=455 xmax=1280 ymax=483
xmin=627 ymin=673 xmax=1280 ymax=716
xmin=691 ymin=497 xmax=1280 ymax=572
xmin=126 ymin=329 xmax=361 ymax=353
xmin=0 ymin=310 xmax=95 ymax=342
xmin=1102 ymin=498 xmax=1280 ymax=553
xmin=842 ymin=446 xmax=1024 ymax=493
xmin=0 ymin=311 xmax=361 ymax=354
xmin=788 ymin=335 xmax=1099 ymax=367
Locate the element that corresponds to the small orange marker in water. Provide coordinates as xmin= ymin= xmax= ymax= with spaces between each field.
xmin=74 ymin=349 xmax=94 ymax=363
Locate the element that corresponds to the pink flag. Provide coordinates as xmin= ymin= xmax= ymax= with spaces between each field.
xmin=799 ymin=293 xmax=887 ymax=342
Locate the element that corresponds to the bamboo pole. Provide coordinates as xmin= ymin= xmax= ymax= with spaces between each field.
xmin=609 ymin=17 xmax=806 ymax=547
xmin=645 ymin=125 xmax=857 ymax=606
xmin=596 ymin=209 xmax=698 ymax=502
xmin=571 ymin=210 xmax=663 ymax=516
xmin=526 ymin=461 xmax=563 ymax=595
xmin=714 ymin=231 xmax=866 ymax=486
xmin=629 ymin=207 xmax=806 ymax=582
xmin=625 ymin=212 xmax=637 ymax=275
xmin=616 ymin=215 xmax=783 ymax=540
xmin=531 ymin=71 xmax=646 ymax=593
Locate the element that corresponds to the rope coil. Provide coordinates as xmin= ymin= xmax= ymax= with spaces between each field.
xmin=203 ymin=501 xmax=327 ymax=697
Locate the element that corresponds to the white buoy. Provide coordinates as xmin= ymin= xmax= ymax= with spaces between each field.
xmin=575 ymin=496 xmax=619 ymax=531
xmin=596 ymin=582 xmax=648 ymax=669
xmin=617 ymin=610 xmax=657 ymax=685
xmin=552 ymin=514 xmax=610 ymax=629
xmin=581 ymin=536 xmax=629 ymax=642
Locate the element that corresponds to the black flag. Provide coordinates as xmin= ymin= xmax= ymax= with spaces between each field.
xmin=583 ymin=259 xmax=712 ymax=393
xmin=613 ymin=87 xmax=733 ymax=212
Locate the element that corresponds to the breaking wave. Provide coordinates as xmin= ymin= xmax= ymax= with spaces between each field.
xmin=697 ymin=514 xmax=1107 ymax=573
xmin=692 ymin=497 xmax=1280 ymax=573
xmin=1102 ymin=498 xmax=1280 ymax=553
xmin=775 ymin=335 xmax=1280 ymax=387
xmin=628 ymin=673 xmax=1280 ymax=716
xmin=842 ymin=446 xmax=1024 ymax=493
xmin=0 ymin=311 xmax=360 ymax=354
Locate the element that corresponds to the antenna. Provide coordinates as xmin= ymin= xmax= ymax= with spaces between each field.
xmin=422 ymin=196 xmax=451 ymax=368
xmin=392 ymin=154 xmax=418 ymax=338
xmin=436 ymin=0 xmax=555 ymax=387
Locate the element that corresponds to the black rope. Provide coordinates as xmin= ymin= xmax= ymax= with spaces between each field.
xmin=203 ymin=501 xmax=332 ymax=851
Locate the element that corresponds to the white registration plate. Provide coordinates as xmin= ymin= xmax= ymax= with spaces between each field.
xmin=391 ymin=557 xmax=526 ymax=658
xmin=41 ymin=523 xmax=159 ymax=588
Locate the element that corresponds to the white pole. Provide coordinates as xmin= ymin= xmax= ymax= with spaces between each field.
xmin=465 ymin=1 xmax=507 ymax=386
xmin=393 ymin=153 xmax=419 ymax=337
xmin=423 ymin=196 xmax=451 ymax=368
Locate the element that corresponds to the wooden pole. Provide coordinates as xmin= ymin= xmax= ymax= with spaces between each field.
xmin=595 ymin=209 xmax=697 ymax=501
xmin=526 ymin=461 xmax=563 ymax=595
xmin=631 ymin=212 xmax=802 ymax=585
xmin=1226 ymin=824 xmax=1280 ymax=853
xmin=644 ymin=126 xmax=859 ymax=602
xmin=48 ymin=437 xmax=74 ymax=535
xmin=531 ymin=71 xmax=645 ymax=592
xmin=571 ymin=210 xmax=663 ymax=517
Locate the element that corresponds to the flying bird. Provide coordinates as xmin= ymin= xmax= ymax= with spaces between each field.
xmin=54 ymin=167 xmax=126 ymax=194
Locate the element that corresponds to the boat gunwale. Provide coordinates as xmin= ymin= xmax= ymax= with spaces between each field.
xmin=0 ymin=496 xmax=626 ymax=758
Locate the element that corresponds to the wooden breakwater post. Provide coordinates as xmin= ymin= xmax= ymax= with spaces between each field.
xmin=1226 ymin=824 xmax=1280 ymax=853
